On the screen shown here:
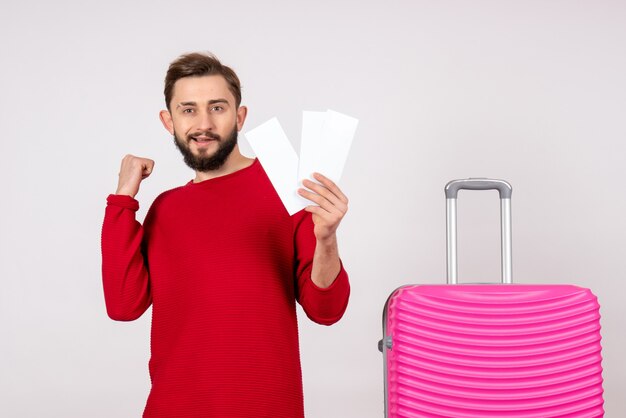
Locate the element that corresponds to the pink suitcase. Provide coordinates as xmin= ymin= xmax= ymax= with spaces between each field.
xmin=379 ymin=179 xmax=604 ymax=417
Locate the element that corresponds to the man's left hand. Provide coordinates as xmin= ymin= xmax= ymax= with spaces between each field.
xmin=298 ymin=173 xmax=349 ymax=243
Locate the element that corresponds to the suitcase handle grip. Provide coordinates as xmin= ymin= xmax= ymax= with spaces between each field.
xmin=445 ymin=178 xmax=513 ymax=284
xmin=445 ymin=178 xmax=512 ymax=199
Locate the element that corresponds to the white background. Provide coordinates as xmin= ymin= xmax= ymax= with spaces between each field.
xmin=1 ymin=1 xmax=625 ymax=417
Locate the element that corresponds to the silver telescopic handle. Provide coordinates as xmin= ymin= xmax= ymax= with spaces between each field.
xmin=445 ymin=178 xmax=513 ymax=285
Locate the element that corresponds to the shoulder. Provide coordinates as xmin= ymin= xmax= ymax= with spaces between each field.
xmin=146 ymin=184 xmax=188 ymax=215
xmin=155 ymin=184 xmax=187 ymax=203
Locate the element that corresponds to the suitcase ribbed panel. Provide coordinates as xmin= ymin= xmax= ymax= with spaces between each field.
xmin=385 ymin=285 xmax=604 ymax=418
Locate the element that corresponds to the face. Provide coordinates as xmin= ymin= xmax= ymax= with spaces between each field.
xmin=160 ymin=75 xmax=247 ymax=172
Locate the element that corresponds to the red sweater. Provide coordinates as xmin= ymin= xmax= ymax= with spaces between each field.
xmin=101 ymin=159 xmax=350 ymax=418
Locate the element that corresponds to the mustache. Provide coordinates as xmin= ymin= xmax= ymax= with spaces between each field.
xmin=189 ymin=131 xmax=221 ymax=141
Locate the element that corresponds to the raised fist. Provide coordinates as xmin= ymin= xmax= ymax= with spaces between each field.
xmin=116 ymin=154 xmax=155 ymax=198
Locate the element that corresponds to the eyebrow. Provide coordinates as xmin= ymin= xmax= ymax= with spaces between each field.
xmin=176 ymin=99 xmax=229 ymax=109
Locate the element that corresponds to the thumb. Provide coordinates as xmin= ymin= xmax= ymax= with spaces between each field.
xmin=141 ymin=160 xmax=155 ymax=179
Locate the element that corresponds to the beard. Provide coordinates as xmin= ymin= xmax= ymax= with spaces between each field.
xmin=173 ymin=125 xmax=238 ymax=172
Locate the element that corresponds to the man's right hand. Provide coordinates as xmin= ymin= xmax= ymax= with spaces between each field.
xmin=116 ymin=154 xmax=155 ymax=198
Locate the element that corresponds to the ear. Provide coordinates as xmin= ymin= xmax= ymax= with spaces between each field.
xmin=236 ymin=105 xmax=248 ymax=132
xmin=159 ymin=110 xmax=174 ymax=135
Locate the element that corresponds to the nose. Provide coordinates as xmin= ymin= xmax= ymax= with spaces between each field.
xmin=197 ymin=109 xmax=216 ymax=131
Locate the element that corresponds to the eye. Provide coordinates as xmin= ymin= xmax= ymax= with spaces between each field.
xmin=211 ymin=105 xmax=224 ymax=112
xmin=182 ymin=108 xmax=194 ymax=114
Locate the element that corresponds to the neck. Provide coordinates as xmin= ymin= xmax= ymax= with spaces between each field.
xmin=193 ymin=146 xmax=254 ymax=183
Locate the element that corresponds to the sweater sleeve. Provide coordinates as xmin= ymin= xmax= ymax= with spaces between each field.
xmin=101 ymin=194 xmax=152 ymax=321
xmin=292 ymin=211 xmax=350 ymax=326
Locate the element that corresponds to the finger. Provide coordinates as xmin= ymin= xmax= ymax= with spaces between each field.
xmin=298 ymin=188 xmax=334 ymax=213
xmin=301 ymin=179 xmax=348 ymax=212
xmin=304 ymin=205 xmax=329 ymax=217
xmin=303 ymin=190 xmax=347 ymax=218
xmin=298 ymin=189 xmax=345 ymax=218
xmin=304 ymin=204 xmax=344 ymax=230
xmin=301 ymin=179 xmax=341 ymax=207
xmin=312 ymin=173 xmax=348 ymax=204
xmin=142 ymin=160 xmax=155 ymax=178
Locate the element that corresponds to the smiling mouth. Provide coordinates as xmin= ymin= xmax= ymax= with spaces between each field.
xmin=191 ymin=132 xmax=220 ymax=143
xmin=192 ymin=137 xmax=215 ymax=143
xmin=191 ymin=134 xmax=222 ymax=146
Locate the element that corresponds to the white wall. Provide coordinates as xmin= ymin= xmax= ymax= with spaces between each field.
xmin=1 ymin=1 xmax=624 ymax=416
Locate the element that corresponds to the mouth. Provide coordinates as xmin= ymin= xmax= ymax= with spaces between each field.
xmin=190 ymin=134 xmax=220 ymax=146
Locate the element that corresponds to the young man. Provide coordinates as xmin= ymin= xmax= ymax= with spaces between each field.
xmin=101 ymin=52 xmax=350 ymax=417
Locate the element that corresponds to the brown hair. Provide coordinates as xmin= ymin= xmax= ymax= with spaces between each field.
xmin=164 ymin=52 xmax=242 ymax=110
